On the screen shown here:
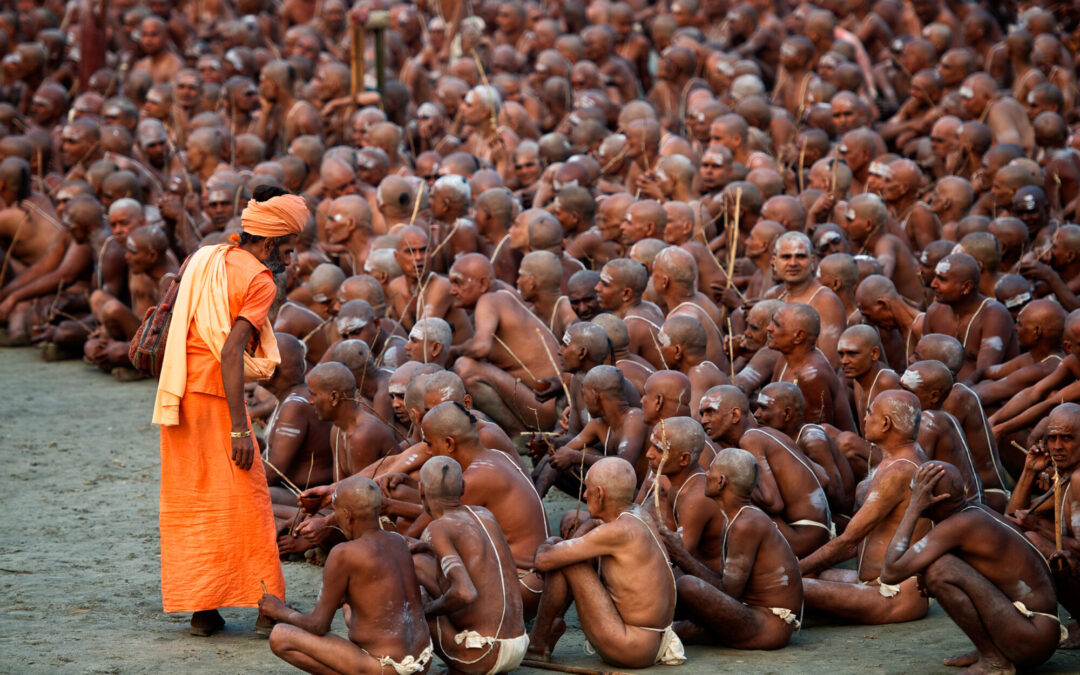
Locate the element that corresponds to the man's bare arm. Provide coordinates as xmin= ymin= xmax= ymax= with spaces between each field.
xmin=424 ymin=525 xmax=479 ymax=616
xmin=800 ymin=468 xmax=907 ymax=575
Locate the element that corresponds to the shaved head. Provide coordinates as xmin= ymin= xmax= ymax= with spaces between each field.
xmin=422 ymin=400 xmax=478 ymax=445
xmin=711 ymin=447 xmax=758 ymax=498
xmin=869 ymin=389 xmax=922 ymax=440
xmin=307 ymin=361 xmax=357 ymax=398
xmin=915 ymin=333 xmax=964 ymax=374
xmin=699 ymin=384 xmax=749 ymax=415
xmin=332 ymin=474 xmax=382 ymax=517
xmin=586 ymin=456 xmax=638 ymax=505
xmin=419 ymin=455 xmax=464 ymax=502
xmin=651 ymin=416 xmax=706 ymax=462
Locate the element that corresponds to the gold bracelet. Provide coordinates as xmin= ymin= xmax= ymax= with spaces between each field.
xmin=230 ymin=429 xmax=252 ymax=438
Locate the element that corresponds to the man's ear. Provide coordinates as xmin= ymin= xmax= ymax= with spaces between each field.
xmin=870 ymin=346 xmax=881 ymax=361
xmin=431 ymin=342 xmax=443 ymax=358
xmin=463 ymin=393 xmax=473 ymax=409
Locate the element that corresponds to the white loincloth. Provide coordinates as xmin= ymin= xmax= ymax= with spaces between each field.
xmin=451 ymin=631 xmax=530 ymax=674
xmin=363 ymin=641 xmax=433 ymax=675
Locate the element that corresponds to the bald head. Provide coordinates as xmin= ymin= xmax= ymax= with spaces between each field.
xmin=449 ymin=253 xmax=494 ymax=283
xmin=583 ymin=364 xmax=625 ymax=396
xmin=869 ymin=389 xmax=922 ymax=441
xmin=419 ymin=455 xmax=464 ymax=502
xmin=566 ymin=322 xmax=612 ymax=364
xmin=586 ymin=456 xmax=638 ymax=506
xmin=332 ymin=475 xmax=382 ymax=518
xmin=329 ymin=339 xmax=373 ymax=384
xmin=591 ymin=313 xmax=629 ymax=350
xmin=307 ymin=361 xmax=357 ymax=398
xmin=777 ymin=302 xmax=821 ymax=342
xmin=900 ymin=359 xmax=953 ymax=402
xmin=652 ymin=416 xmax=706 ymax=463
xmin=711 ymin=447 xmax=758 ymax=498
xmin=659 ymin=315 xmax=708 ymax=357
xmin=699 ymin=384 xmax=749 ymax=416
xmin=653 ymin=246 xmax=697 ymax=290
xmin=422 ymin=400 xmax=478 ymax=446
xmin=914 ymin=334 xmax=964 ymax=374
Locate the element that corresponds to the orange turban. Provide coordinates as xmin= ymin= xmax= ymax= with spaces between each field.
xmin=240 ymin=195 xmax=310 ymax=237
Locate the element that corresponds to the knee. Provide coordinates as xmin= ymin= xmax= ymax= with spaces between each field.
xmin=102 ymin=299 xmax=129 ymax=323
xmin=267 ymin=624 xmax=294 ymax=656
xmin=89 ymin=290 xmax=112 ymax=316
xmin=676 ymin=574 xmax=706 ymax=596
xmin=922 ymin=555 xmax=958 ymax=593
xmin=453 ymin=357 xmax=478 ymax=382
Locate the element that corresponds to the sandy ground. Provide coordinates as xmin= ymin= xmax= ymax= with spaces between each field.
xmin=1 ymin=345 xmax=1079 ymax=674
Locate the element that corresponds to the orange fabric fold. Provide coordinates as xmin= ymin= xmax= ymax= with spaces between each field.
xmin=240 ymin=194 xmax=310 ymax=237
xmin=153 ymin=244 xmax=280 ymax=427
xmin=156 ymin=245 xmax=285 ymax=612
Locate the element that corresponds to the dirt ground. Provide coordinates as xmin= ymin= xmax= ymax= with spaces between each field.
xmin=1 ymin=345 xmax=1079 ymax=674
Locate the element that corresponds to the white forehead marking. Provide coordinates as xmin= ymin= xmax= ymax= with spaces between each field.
xmin=935 ymin=260 xmax=951 ymax=275
xmin=389 ymin=384 xmax=407 ymax=394
xmin=1004 ymin=292 xmax=1031 ymax=309
xmin=337 ymin=316 xmax=368 ymax=334
xmin=846 ymin=209 xmax=856 ymax=220
xmin=600 ymin=271 xmax=614 ymax=283
xmin=900 ymin=369 xmax=923 ymax=390
xmin=657 ymin=330 xmax=673 ymax=347
xmin=562 ymin=331 xmax=572 ymax=346
xmin=699 ymin=393 xmax=724 ymax=411
xmin=409 ymin=324 xmax=425 ymax=341
xmin=757 ymin=393 xmax=774 ymax=406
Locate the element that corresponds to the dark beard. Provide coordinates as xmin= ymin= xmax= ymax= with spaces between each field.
xmin=263 ymin=247 xmax=286 ymax=274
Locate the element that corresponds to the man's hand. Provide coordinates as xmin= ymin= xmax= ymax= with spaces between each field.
xmin=258 ymin=593 xmax=288 ymax=620
xmin=909 ymin=463 xmax=949 ymax=514
xmin=551 ymin=447 xmax=578 ymax=470
xmin=1049 ymin=550 xmax=1079 ymax=576
xmin=298 ymin=484 xmax=334 ymax=513
xmin=1023 ymin=443 xmax=1053 ymax=475
xmin=232 ymin=434 xmax=255 ymax=470
xmin=295 ymin=514 xmax=331 ymax=543
xmin=376 ymin=472 xmax=415 ymax=497
xmin=1019 ymin=259 xmax=1055 ymax=284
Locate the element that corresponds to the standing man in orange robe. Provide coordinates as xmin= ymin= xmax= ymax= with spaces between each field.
xmin=152 ymin=185 xmax=308 ymax=636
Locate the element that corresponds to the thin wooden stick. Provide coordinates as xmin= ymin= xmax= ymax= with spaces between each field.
xmin=494 ymin=334 xmax=539 ymax=381
xmin=652 ymin=418 xmax=669 ymax=519
xmin=408 ymin=184 xmax=423 ymax=227
xmin=1010 ymin=440 xmax=1030 ymax=455
xmin=1054 ymin=470 xmax=1063 ymax=552
xmin=536 ymin=327 xmax=572 ymax=410
xmin=260 ymin=579 xmax=269 ymax=594
xmin=265 ymin=459 xmax=302 ymax=495
xmin=727 ymin=317 xmax=736 ymax=380
xmin=726 ymin=187 xmax=741 ymax=289
xmin=830 ymin=155 xmax=840 ymax=194
xmin=797 ymin=139 xmax=806 ymax=193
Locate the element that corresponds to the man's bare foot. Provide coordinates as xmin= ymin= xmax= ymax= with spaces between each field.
xmin=944 ymin=650 xmax=979 ymax=667
xmin=525 ymin=618 xmax=566 ymax=661
xmin=189 ymin=609 xmax=224 ymax=636
xmin=1061 ymin=621 xmax=1080 ymax=649
xmin=959 ymin=657 xmax=1016 ymax=675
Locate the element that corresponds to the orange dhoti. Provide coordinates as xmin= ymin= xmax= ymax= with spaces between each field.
xmin=159 ymin=392 xmax=285 ymax=612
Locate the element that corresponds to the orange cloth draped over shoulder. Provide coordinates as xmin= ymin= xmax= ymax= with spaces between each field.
xmin=155 ymin=244 xmax=285 ymax=613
